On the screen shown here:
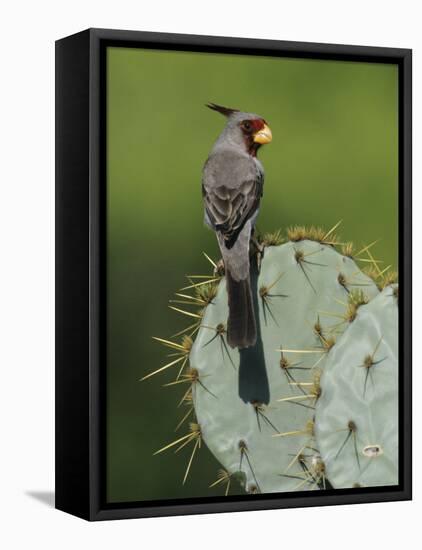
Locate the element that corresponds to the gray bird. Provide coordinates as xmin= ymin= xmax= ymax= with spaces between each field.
xmin=202 ymin=103 xmax=272 ymax=349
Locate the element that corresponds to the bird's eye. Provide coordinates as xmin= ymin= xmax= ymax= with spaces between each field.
xmin=242 ymin=121 xmax=252 ymax=131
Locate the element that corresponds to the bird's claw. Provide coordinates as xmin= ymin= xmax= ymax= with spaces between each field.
xmin=214 ymin=259 xmax=225 ymax=277
xmin=251 ymin=237 xmax=264 ymax=272
xmin=256 ymin=249 xmax=263 ymax=272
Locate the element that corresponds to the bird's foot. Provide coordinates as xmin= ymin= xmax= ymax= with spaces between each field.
xmin=251 ymin=237 xmax=265 ymax=272
xmin=214 ymin=259 xmax=225 ymax=277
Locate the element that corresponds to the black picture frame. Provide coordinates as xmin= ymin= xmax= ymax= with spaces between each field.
xmin=55 ymin=28 xmax=412 ymax=521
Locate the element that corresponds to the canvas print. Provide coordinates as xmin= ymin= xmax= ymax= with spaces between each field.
xmin=106 ymin=47 xmax=398 ymax=503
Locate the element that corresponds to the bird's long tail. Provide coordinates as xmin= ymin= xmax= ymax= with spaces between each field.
xmin=226 ymin=269 xmax=257 ymax=349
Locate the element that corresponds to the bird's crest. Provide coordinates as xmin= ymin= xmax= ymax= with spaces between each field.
xmin=205 ymin=103 xmax=239 ymax=117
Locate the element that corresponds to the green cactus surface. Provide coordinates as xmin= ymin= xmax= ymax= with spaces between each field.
xmin=143 ymin=224 xmax=398 ymax=495
xmin=315 ymin=285 xmax=399 ymax=488
xmin=146 ymin=225 xmax=398 ymax=495
xmin=188 ymin=238 xmax=379 ymax=493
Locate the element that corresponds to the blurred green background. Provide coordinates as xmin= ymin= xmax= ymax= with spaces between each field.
xmin=106 ymin=47 xmax=398 ymax=503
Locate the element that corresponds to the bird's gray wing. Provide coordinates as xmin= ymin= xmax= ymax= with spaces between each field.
xmin=202 ymin=151 xmax=264 ymax=249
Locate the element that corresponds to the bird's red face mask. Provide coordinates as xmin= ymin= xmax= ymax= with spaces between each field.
xmin=240 ymin=118 xmax=272 ymax=155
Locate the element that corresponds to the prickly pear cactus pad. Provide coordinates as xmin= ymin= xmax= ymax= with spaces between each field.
xmin=188 ymin=238 xmax=379 ymax=493
xmin=144 ymin=225 xmax=392 ymax=495
xmin=315 ymin=285 xmax=399 ymax=489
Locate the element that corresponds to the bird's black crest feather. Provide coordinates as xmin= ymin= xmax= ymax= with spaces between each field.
xmin=205 ymin=102 xmax=239 ymax=117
